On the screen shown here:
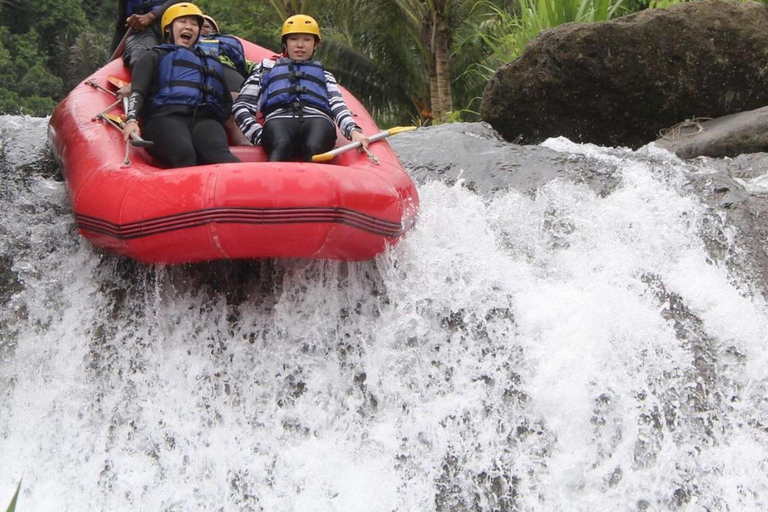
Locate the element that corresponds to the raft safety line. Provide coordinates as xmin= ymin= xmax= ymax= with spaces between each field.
xmin=75 ymin=206 xmax=409 ymax=239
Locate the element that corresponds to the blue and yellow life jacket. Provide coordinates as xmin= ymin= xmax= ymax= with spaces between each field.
xmin=126 ymin=0 xmax=164 ymax=16
xmin=149 ymin=44 xmax=228 ymax=121
xmin=260 ymin=58 xmax=331 ymax=116
xmin=196 ymin=34 xmax=247 ymax=77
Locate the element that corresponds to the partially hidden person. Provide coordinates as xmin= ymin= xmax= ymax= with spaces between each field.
xmin=121 ymin=2 xmax=241 ymax=168
xmin=196 ymin=14 xmax=252 ymax=145
xmin=232 ymin=14 xmax=369 ymax=162
xmin=112 ymin=0 xmax=186 ymax=70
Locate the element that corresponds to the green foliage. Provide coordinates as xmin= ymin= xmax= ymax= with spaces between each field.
xmin=0 ymin=0 xmax=104 ymax=115
xmin=1 ymin=0 xmax=764 ymax=121
xmin=475 ymin=0 xmax=624 ymax=68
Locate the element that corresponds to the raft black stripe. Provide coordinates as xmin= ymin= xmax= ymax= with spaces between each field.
xmin=74 ymin=206 xmax=412 ymax=240
xmin=79 ymin=207 xmax=402 ymax=232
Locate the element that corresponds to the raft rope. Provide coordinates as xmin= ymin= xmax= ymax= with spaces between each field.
xmin=658 ymin=116 xmax=712 ymax=141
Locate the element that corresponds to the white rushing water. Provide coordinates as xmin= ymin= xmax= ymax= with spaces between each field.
xmin=1 ymin=115 xmax=767 ymax=511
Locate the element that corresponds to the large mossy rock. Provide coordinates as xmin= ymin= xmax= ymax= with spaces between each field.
xmin=481 ymin=1 xmax=768 ymax=148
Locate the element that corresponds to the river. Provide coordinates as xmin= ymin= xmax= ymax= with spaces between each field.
xmin=1 ymin=115 xmax=767 ymax=511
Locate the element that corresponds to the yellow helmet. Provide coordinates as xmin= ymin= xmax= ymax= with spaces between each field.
xmin=161 ymin=3 xmax=205 ymax=35
xmin=281 ymin=14 xmax=321 ymax=40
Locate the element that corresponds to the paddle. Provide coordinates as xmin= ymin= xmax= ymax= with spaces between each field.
xmin=107 ymin=76 xmax=130 ymax=90
xmin=108 ymin=27 xmax=133 ymax=63
xmin=104 ymin=76 xmax=147 ymax=149
xmin=99 ymin=113 xmax=154 ymax=148
xmin=86 ymin=78 xmax=116 ymax=97
xmin=311 ymin=126 xmax=417 ymax=163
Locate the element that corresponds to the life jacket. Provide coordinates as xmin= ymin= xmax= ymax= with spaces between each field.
xmin=125 ymin=0 xmax=164 ymax=16
xmin=149 ymin=44 xmax=228 ymax=121
xmin=260 ymin=58 xmax=331 ymax=116
xmin=196 ymin=34 xmax=247 ymax=77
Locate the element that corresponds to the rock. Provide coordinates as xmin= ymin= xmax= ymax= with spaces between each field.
xmin=653 ymin=106 xmax=768 ymax=159
xmin=389 ymin=122 xmax=621 ymax=197
xmin=481 ymin=1 xmax=768 ymax=149
xmin=391 ymin=122 xmax=768 ymax=297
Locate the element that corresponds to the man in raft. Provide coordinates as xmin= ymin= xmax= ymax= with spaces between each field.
xmin=113 ymin=0 xmax=185 ymax=69
xmin=232 ymin=14 xmax=370 ymax=162
xmin=121 ymin=2 xmax=241 ymax=168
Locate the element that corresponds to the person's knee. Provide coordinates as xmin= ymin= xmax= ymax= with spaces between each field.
xmin=150 ymin=146 xmax=196 ymax=168
xmin=266 ymin=132 xmax=295 ymax=157
xmin=302 ymin=130 xmax=335 ymax=159
xmin=304 ymin=134 xmax=334 ymax=154
xmin=124 ymin=47 xmax=148 ymax=69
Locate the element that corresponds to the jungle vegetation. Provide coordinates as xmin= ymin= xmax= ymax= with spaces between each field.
xmin=0 ymin=0 xmax=756 ymax=122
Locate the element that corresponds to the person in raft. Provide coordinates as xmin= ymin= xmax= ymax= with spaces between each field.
xmin=198 ymin=14 xmax=250 ymax=83
xmin=232 ymin=14 xmax=369 ymax=162
xmin=113 ymin=0 xmax=186 ymax=69
xmin=121 ymin=3 xmax=241 ymax=168
xmin=195 ymin=14 xmax=252 ymax=145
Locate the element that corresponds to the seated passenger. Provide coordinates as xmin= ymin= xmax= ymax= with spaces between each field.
xmin=196 ymin=14 xmax=252 ymax=145
xmin=115 ymin=0 xmax=185 ymax=69
xmin=232 ymin=14 xmax=369 ymax=162
xmin=197 ymin=14 xmax=249 ymax=92
xmin=121 ymin=2 xmax=241 ymax=168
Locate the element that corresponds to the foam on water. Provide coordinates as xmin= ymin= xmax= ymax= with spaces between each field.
xmin=1 ymin=117 xmax=767 ymax=511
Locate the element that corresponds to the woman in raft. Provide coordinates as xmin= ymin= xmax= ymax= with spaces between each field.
xmin=121 ymin=2 xmax=240 ymax=167
xmin=233 ymin=14 xmax=369 ymax=162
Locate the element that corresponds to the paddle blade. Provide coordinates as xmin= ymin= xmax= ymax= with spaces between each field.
xmin=107 ymin=75 xmax=130 ymax=89
xmin=104 ymin=113 xmax=124 ymax=124
xmin=387 ymin=126 xmax=417 ymax=135
xmin=311 ymin=152 xmax=334 ymax=163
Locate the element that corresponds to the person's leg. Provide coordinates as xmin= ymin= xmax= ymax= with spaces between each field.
xmin=223 ymin=66 xmax=245 ymax=94
xmin=123 ymin=26 xmax=160 ymax=69
xmin=223 ymin=116 xmax=252 ymax=146
xmin=221 ymin=67 xmax=251 ymax=145
xmin=262 ymin=118 xmax=302 ymax=162
xmin=300 ymin=117 xmax=337 ymax=161
xmin=191 ymin=118 xmax=241 ymax=164
xmin=142 ymin=115 xmax=197 ymax=168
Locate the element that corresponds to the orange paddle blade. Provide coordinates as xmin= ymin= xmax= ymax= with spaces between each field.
xmin=107 ymin=75 xmax=130 ymax=89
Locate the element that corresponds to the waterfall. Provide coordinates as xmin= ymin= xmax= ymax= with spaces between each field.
xmin=1 ymin=116 xmax=767 ymax=511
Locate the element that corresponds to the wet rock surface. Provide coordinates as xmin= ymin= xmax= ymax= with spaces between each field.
xmin=390 ymin=122 xmax=622 ymax=198
xmin=481 ymin=1 xmax=768 ymax=148
xmin=655 ymin=106 xmax=768 ymax=159
xmin=391 ymin=122 xmax=768 ymax=296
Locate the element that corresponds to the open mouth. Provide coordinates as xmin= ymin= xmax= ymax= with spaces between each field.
xmin=178 ymin=31 xmax=194 ymax=44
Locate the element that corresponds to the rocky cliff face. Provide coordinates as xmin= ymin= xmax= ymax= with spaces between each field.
xmin=481 ymin=1 xmax=768 ymax=148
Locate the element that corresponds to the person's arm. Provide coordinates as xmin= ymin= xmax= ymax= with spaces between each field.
xmin=232 ymin=67 xmax=265 ymax=145
xmin=325 ymin=71 xmax=364 ymax=141
xmin=126 ymin=0 xmax=184 ymax=32
xmin=221 ymin=73 xmax=234 ymax=118
xmin=123 ymin=51 xmax=159 ymax=140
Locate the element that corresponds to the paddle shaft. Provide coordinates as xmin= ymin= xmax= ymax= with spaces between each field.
xmin=86 ymin=79 xmax=116 ymax=97
xmin=87 ymin=77 xmax=153 ymax=148
xmin=311 ymin=126 xmax=416 ymax=163
xmin=97 ymin=113 xmax=154 ymax=148
xmin=108 ymin=27 xmax=133 ymax=63
xmin=311 ymin=130 xmax=390 ymax=163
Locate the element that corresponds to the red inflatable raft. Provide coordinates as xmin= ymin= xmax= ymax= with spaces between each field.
xmin=48 ymin=39 xmax=419 ymax=264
